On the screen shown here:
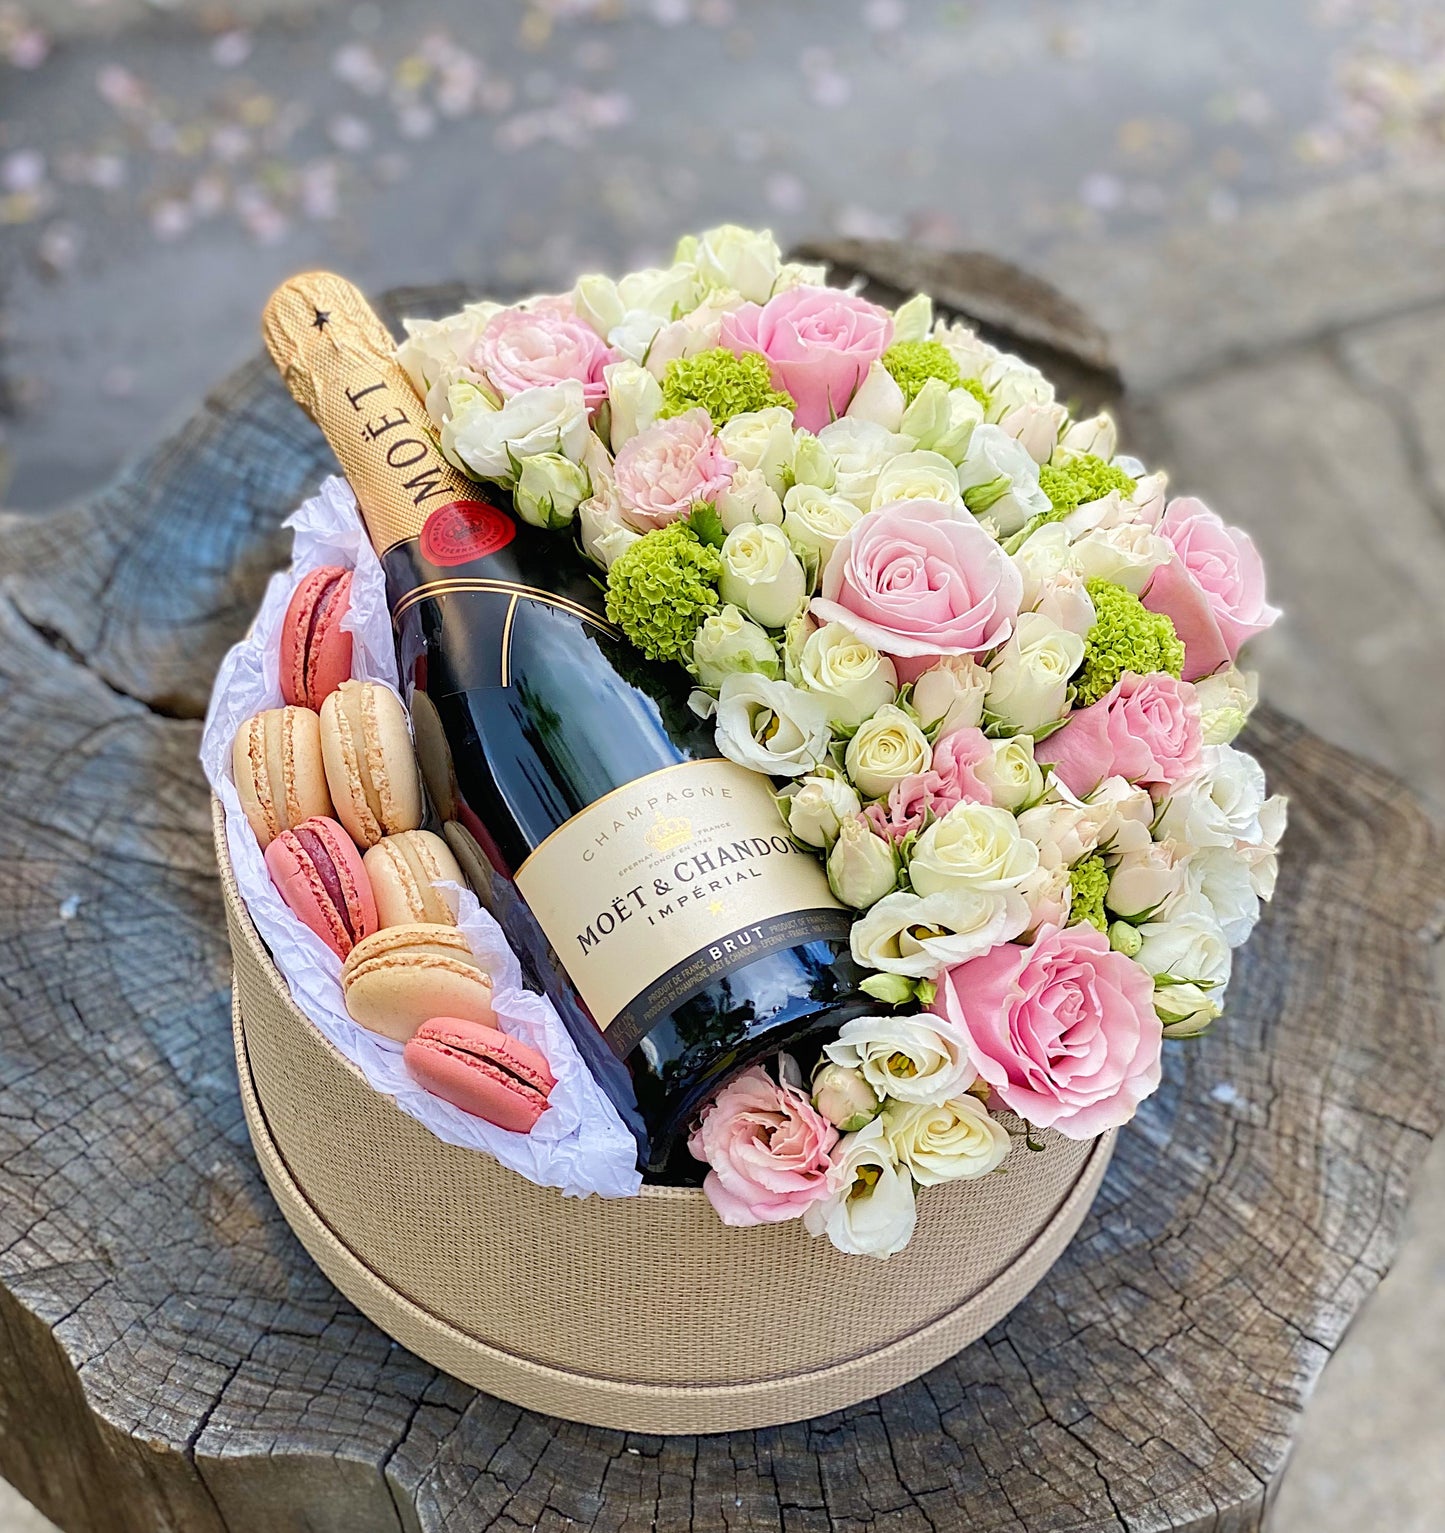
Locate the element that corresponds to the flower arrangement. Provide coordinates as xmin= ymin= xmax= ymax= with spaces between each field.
xmin=396 ymin=224 xmax=1285 ymax=1258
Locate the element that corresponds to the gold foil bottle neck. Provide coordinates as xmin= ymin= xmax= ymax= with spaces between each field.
xmin=261 ymin=272 xmax=479 ymax=555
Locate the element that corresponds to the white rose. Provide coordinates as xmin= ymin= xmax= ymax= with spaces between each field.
xmin=803 ymin=1119 xmax=917 ymax=1259
xmin=931 ymin=319 xmax=997 ymax=382
xmin=955 ymin=423 xmax=1051 ymax=535
xmin=513 ymin=452 xmax=589 ymax=530
xmin=718 ymin=406 xmax=795 ymax=494
xmin=845 ymin=703 xmax=931 ymax=798
xmin=976 ymin=736 xmax=1044 ymax=812
xmin=817 ymin=418 xmax=912 ymax=510
xmin=692 ymin=223 xmax=782 ymax=304
xmin=1068 ymin=523 xmax=1172 ymax=593
xmin=1013 ymin=521 xmax=1071 ymax=605
xmin=883 ymin=1094 xmax=1010 ymax=1186
xmin=998 ymin=400 xmax=1068 ymax=464
xmin=799 ymin=624 xmax=899 ymax=730
xmin=713 ymin=673 xmax=831 ymax=777
xmin=870 ymin=449 xmax=964 ymax=511
xmin=1156 ymin=745 xmax=1268 ymax=850
xmin=603 ymin=359 xmax=662 ymax=451
xmin=691 ymin=605 xmax=780 ymax=689
xmin=790 ymin=430 xmax=837 ymax=491
xmin=782 ymin=484 xmax=862 ymax=573
xmin=909 ymin=803 xmax=1040 ymax=896
xmin=1087 ymin=776 xmax=1157 ymax=855
xmin=1194 ymin=667 xmax=1259 ymax=745
xmin=1017 ymin=801 xmax=1104 ymax=870
xmin=1033 ymin=574 xmax=1098 ymax=637
xmin=849 ymin=887 xmax=1030 ymax=979
xmin=910 ymin=656 xmax=989 ymax=734
xmin=983 ymin=352 xmax=1055 ymax=419
xmin=892 ymin=292 xmax=933 ymax=345
xmin=571 ymin=273 xmax=626 ymax=337
xmin=826 ymin=814 xmax=900 ymax=908
xmin=718 ymin=522 xmax=808 ymax=629
xmin=1107 ymin=841 xmax=1191 ymax=920
xmin=778 ymin=772 xmax=861 ymax=849
xmin=1019 ymin=860 xmax=1073 ymax=934
xmin=825 ymin=1014 xmax=975 ymax=1104
xmin=1136 ymin=901 xmax=1233 ymax=1036
xmin=396 ymin=303 xmax=500 ymax=427
xmin=716 ymin=467 xmax=784 ymax=531
xmin=986 ymin=612 xmax=1085 ymax=734
xmin=1056 ymin=412 xmax=1118 ymax=462
xmin=846 ymin=360 xmax=907 ymax=431
xmin=448 ymin=380 xmax=589 ymax=481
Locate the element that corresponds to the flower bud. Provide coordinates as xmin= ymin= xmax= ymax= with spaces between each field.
xmin=910 ymin=655 xmax=988 ymax=734
xmin=1106 ymin=842 xmax=1189 ymax=920
xmin=1056 ymin=412 xmax=1118 ymax=463
xmin=514 ymin=452 xmax=591 ymax=529
xmin=716 ymin=466 xmax=785 ymax=531
xmin=692 ymin=605 xmax=781 ymax=689
xmin=859 ymin=972 xmax=918 ymax=1006
xmin=892 ymin=292 xmax=933 ymax=345
xmin=777 ymin=772 xmax=861 ymax=849
xmin=845 ymin=360 xmax=907 ymax=432
xmin=603 ymin=359 xmax=663 ymax=451
xmin=791 ymin=430 xmax=837 ymax=491
xmin=826 ymin=814 xmax=899 ymax=909
xmin=1109 ymin=919 xmax=1143 ymax=957
xmin=811 ymin=1063 xmax=883 ymax=1132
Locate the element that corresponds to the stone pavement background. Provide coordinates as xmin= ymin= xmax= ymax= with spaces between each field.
xmin=1 ymin=1 xmax=1443 ymax=1529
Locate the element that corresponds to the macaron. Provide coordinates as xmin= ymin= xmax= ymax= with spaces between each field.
xmin=280 ymin=565 xmax=354 ymax=710
xmin=319 ymin=679 xmax=424 ymax=849
xmin=405 ymin=1018 xmax=555 ymax=1134
xmin=265 ymin=815 xmax=377 ymax=958
xmin=341 ymin=922 xmax=494 ymax=1043
xmin=409 ymin=687 xmax=459 ymax=820
xmin=364 ymin=829 xmax=466 ymax=927
xmin=232 ymin=706 xmax=333 ymax=849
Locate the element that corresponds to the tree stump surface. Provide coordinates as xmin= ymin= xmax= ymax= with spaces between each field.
xmin=0 ymin=247 xmax=1440 ymax=1533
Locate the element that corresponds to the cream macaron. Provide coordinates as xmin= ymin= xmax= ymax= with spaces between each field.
xmin=364 ymin=829 xmax=466 ymax=927
xmin=340 ymin=922 xmax=495 ymax=1043
xmin=319 ymin=679 xmax=424 ymax=849
xmin=232 ymin=706 xmax=333 ymax=849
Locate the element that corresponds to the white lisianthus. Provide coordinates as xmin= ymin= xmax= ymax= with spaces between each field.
xmin=846 ymin=360 xmax=907 ymax=431
xmin=1056 ymin=412 xmax=1118 ymax=462
xmin=1068 ymin=523 xmax=1172 ymax=594
xmin=883 ymin=1095 xmax=1010 ymax=1186
xmin=976 ymin=736 xmax=1045 ymax=812
xmin=799 ymin=623 xmax=899 ymax=730
xmin=998 ymin=400 xmax=1068 ymax=464
xmin=1135 ymin=900 xmax=1233 ymax=1036
xmin=777 ymin=772 xmax=861 ymax=850
xmin=716 ymin=467 xmax=784 ymax=531
xmin=870 ymin=449 xmax=964 ymax=511
xmin=817 ymin=418 xmax=912 ymax=510
xmin=713 ymin=673 xmax=831 ymax=777
xmin=955 ymin=424 xmax=1051 ymax=535
xmin=791 ymin=430 xmax=837 ymax=490
xmin=892 ymin=292 xmax=933 ymax=345
xmin=718 ymin=406 xmax=796 ymax=494
xmin=448 ymin=380 xmax=590 ymax=481
xmin=898 ymin=377 xmax=981 ymax=463
xmin=1185 ymin=846 xmax=1262 ymax=947
xmin=811 ymin=1063 xmax=883 ymax=1132
xmin=825 ymin=1014 xmax=975 ymax=1104
xmin=1107 ymin=841 xmax=1191 ymax=920
xmin=804 ymin=1119 xmax=916 ymax=1259
xmin=1194 ymin=667 xmax=1259 ymax=745
xmin=845 ymin=703 xmax=931 ymax=798
xmin=1017 ymin=801 xmax=1104 ymax=871
xmin=1156 ymin=746 xmax=1268 ymax=850
xmin=909 ymin=803 xmax=1040 ymax=896
xmin=782 ymin=484 xmax=862 ymax=571
xmin=849 ymin=887 xmax=1030 ymax=979
xmin=983 ymin=352 xmax=1055 ymax=421
xmin=718 ymin=522 xmax=808 ymax=629
xmin=1087 ymin=775 xmax=1158 ymax=855
xmin=513 ymin=452 xmax=589 ymax=530
xmin=691 ymin=605 xmax=780 ymax=689
xmin=931 ymin=319 xmax=997 ymax=383
xmin=690 ymin=223 xmax=782 ymax=304
xmin=985 ymin=612 xmax=1086 ymax=734
xmin=827 ymin=814 xmax=900 ymax=908
xmin=910 ymin=656 xmax=989 ymax=735
xmin=396 ymin=303 xmax=500 ymax=427
xmin=603 ymin=359 xmax=662 ymax=451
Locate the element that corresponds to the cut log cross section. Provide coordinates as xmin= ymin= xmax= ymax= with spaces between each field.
xmin=0 ymin=246 xmax=1440 ymax=1533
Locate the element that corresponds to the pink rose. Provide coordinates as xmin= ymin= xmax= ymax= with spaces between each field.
xmin=812 ymin=500 xmax=1022 ymax=659
xmin=933 ymin=923 xmax=1162 ymax=1138
xmin=1037 ymin=671 xmax=1201 ymax=798
xmin=1142 ymin=497 xmax=1280 ymax=680
xmin=719 ymin=285 xmax=894 ymax=432
xmin=612 ymin=409 xmax=736 ymax=532
xmin=688 ymin=1064 xmax=839 ymax=1226
xmin=865 ymin=726 xmax=992 ymax=842
xmin=475 ymin=298 xmax=615 ymax=412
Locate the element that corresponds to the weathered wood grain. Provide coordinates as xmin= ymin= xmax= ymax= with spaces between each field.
xmin=0 ymin=250 xmax=1440 ymax=1533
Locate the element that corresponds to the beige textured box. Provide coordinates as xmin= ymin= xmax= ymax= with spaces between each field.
xmin=217 ymin=801 xmax=1114 ymax=1434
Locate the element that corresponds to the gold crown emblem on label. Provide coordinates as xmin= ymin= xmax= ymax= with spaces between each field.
xmin=644 ymin=812 xmax=692 ymax=854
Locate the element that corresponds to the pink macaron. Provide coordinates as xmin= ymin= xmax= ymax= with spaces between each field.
xmin=264 ymin=815 xmax=377 ymax=958
xmin=404 ymin=1018 xmax=556 ymax=1134
xmin=280 ymin=565 xmax=354 ymax=710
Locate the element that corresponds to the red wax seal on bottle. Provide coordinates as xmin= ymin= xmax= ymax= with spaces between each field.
xmin=420 ymin=500 xmax=516 ymax=567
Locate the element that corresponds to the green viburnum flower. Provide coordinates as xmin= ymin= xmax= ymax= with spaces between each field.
xmin=958 ymin=376 xmax=991 ymax=411
xmin=1073 ymin=579 xmax=1185 ymax=707
xmin=658 ymin=348 xmax=793 ymax=426
xmin=1068 ymin=853 xmax=1111 ymax=932
xmin=604 ymin=522 xmax=722 ymax=663
xmin=1038 ymin=453 xmax=1138 ymax=518
xmin=880 ymin=339 xmax=962 ymax=404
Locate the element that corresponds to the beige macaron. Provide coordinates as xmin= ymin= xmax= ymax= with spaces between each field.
xmin=232 ymin=706 xmax=333 ymax=848
xmin=364 ymin=829 xmax=466 ymax=927
xmin=340 ymin=922 xmax=495 ymax=1043
xmin=319 ymin=680 xmax=424 ymax=849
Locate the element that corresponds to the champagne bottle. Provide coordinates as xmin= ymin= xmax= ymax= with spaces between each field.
xmin=262 ymin=273 xmax=869 ymax=1172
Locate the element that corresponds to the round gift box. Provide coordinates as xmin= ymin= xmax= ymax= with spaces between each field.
xmin=216 ymin=800 xmax=1114 ymax=1435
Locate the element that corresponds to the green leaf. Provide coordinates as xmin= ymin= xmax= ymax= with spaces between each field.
xmin=686 ymin=502 xmax=727 ymax=549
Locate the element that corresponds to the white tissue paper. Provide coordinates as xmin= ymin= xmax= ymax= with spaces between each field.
xmin=200 ymin=476 xmax=643 ymax=1199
